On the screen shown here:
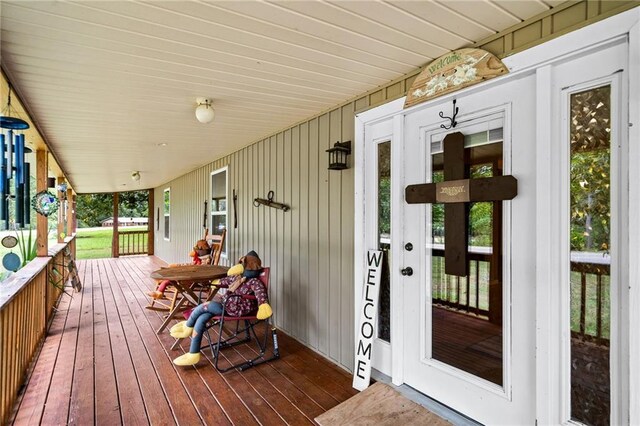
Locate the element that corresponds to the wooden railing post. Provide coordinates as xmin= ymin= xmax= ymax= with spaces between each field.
xmin=36 ymin=150 xmax=48 ymax=257
xmin=112 ymin=192 xmax=119 ymax=258
xmin=148 ymin=189 xmax=154 ymax=255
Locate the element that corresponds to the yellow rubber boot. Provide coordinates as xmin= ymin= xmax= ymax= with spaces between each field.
xmin=173 ymin=352 xmax=201 ymax=366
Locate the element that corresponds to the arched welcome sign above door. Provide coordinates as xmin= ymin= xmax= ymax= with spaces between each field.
xmin=404 ymin=48 xmax=509 ymax=109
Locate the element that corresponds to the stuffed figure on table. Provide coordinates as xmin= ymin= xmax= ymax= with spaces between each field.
xmin=170 ymin=250 xmax=272 ymax=366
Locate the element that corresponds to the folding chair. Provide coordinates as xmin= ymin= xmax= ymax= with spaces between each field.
xmin=205 ymin=267 xmax=280 ymax=372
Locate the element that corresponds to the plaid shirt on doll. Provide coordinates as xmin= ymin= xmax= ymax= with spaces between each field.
xmin=215 ymin=275 xmax=269 ymax=317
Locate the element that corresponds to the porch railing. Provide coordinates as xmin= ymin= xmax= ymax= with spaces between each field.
xmin=431 ymin=248 xmax=610 ymax=345
xmin=571 ymin=253 xmax=610 ymax=345
xmin=0 ymin=237 xmax=75 ymax=425
xmin=118 ymin=230 xmax=148 ymax=256
xmin=431 ymin=248 xmax=491 ymax=318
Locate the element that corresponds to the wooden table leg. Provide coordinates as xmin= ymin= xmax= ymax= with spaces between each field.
xmin=156 ymin=296 xmax=188 ymax=334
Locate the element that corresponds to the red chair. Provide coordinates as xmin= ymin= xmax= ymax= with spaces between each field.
xmin=205 ymin=267 xmax=280 ymax=372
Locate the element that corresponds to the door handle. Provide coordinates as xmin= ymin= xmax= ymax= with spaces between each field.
xmin=401 ymin=267 xmax=413 ymax=276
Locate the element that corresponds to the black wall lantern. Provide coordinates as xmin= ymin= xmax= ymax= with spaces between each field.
xmin=326 ymin=141 xmax=351 ymax=170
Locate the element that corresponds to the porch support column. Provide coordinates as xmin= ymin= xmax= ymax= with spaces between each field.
xmin=66 ymin=188 xmax=74 ymax=238
xmin=56 ymin=176 xmax=65 ymax=243
xmin=112 ymin=192 xmax=119 ymax=258
xmin=148 ymin=189 xmax=154 ymax=255
xmin=72 ymin=194 xmax=77 ymax=234
xmin=36 ymin=150 xmax=48 ymax=257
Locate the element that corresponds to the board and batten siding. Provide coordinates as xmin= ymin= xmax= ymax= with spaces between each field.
xmin=153 ymin=0 xmax=639 ymax=370
xmin=153 ymin=103 xmax=361 ymax=368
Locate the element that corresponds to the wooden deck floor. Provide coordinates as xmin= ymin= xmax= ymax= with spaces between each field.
xmin=433 ymin=307 xmax=503 ymax=386
xmin=11 ymin=256 xmax=357 ymax=425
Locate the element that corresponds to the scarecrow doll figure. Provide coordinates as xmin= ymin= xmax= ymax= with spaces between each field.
xmin=170 ymin=250 xmax=272 ymax=366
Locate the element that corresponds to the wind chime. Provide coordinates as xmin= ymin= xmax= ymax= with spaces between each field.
xmin=0 ymin=86 xmax=32 ymax=230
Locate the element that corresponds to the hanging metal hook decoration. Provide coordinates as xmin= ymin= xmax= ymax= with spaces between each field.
xmin=439 ymin=99 xmax=459 ymax=130
xmin=253 ymin=190 xmax=290 ymax=212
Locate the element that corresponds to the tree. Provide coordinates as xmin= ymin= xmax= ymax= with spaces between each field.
xmin=569 ymin=86 xmax=611 ymax=252
xmin=75 ymin=190 xmax=149 ymax=227
xmin=76 ymin=193 xmax=113 ymax=227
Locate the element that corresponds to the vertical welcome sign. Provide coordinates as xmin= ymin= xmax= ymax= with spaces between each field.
xmin=353 ymin=250 xmax=383 ymax=391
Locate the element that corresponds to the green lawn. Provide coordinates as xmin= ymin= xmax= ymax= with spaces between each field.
xmin=75 ymin=228 xmax=114 ymax=259
xmin=75 ymin=227 xmax=147 ymax=259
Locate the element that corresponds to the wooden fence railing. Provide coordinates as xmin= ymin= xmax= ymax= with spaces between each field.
xmin=431 ymin=249 xmax=492 ymax=318
xmin=118 ymin=230 xmax=148 ymax=256
xmin=432 ymin=248 xmax=610 ymax=346
xmin=571 ymin=259 xmax=610 ymax=345
xmin=0 ymin=237 xmax=75 ymax=425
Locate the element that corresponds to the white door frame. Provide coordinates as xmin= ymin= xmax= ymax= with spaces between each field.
xmin=354 ymin=7 xmax=639 ymax=425
xmin=355 ymin=97 xmax=406 ymax=381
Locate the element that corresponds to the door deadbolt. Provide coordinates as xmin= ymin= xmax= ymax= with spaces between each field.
xmin=401 ymin=267 xmax=413 ymax=276
xmin=405 ymin=242 xmax=413 ymax=251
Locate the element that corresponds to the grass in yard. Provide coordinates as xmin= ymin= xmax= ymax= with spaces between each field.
xmin=75 ymin=228 xmax=114 ymax=259
xmin=75 ymin=227 xmax=147 ymax=259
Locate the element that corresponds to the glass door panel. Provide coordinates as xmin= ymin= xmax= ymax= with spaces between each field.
xmin=430 ymin=126 xmax=504 ymax=386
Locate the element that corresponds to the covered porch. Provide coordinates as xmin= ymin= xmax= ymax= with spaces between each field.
xmin=10 ymin=256 xmax=357 ymax=425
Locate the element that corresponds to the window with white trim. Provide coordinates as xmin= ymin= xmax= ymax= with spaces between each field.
xmin=163 ymin=188 xmax=170 ymax=240
xmin=211 ymin=168 xmax=227 ymax=255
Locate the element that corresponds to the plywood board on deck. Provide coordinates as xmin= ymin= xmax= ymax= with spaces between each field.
xmin=315 ymin=382 xmax=450 ymax=425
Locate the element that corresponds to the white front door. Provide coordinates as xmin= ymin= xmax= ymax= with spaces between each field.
xmin=401 ymin=74 xmax=536 ymax=424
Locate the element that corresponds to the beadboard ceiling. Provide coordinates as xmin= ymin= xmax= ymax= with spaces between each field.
xmin=0 ymin=0 xmax=559 ymax=193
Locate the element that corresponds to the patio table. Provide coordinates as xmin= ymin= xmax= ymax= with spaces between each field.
xmin=150 ymin=264 xmax=229 ymax=334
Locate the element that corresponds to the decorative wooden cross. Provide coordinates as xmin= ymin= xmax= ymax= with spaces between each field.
xmin=405 ymin=132 xmax=517 ymax=277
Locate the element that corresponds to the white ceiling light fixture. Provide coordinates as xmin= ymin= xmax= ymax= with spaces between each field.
xmin=131 ymin=171 xmax=140 ymax=182
xmin=195 ymin=97 xmax=215 ymax=124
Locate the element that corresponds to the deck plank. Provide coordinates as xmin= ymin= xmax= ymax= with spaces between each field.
xmin=99 ymin=259 xmax=174 ymax=426
xmin=91 ymin=260 xmax=122 ymax=425
xmin=95 ymin=259 xmax=149 ymax=426
xmin=107 ymin=262 xmax=211 ymax=424
xmin=40 ymin=260 xmax=85 ymax=425
xmin=68 ymin=260 xmax=95 ymax=425
xmin=12 ymin=256 xmax=359 ymax=426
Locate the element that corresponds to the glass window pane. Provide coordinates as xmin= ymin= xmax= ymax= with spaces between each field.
xmin=569 ymin=85 xmax=611 ymax=425
xmin=211 ymin=170 xmax=227 ymax=253
xmin=163 ymin=189 xmax=170 ymax=215
xmin=377 ymin=141 xmax=391 ymax=342
xmin=431 ymin=137 xmax=503 ymax=386
xmin=163 ymin=189 xmax=170 ymax=240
